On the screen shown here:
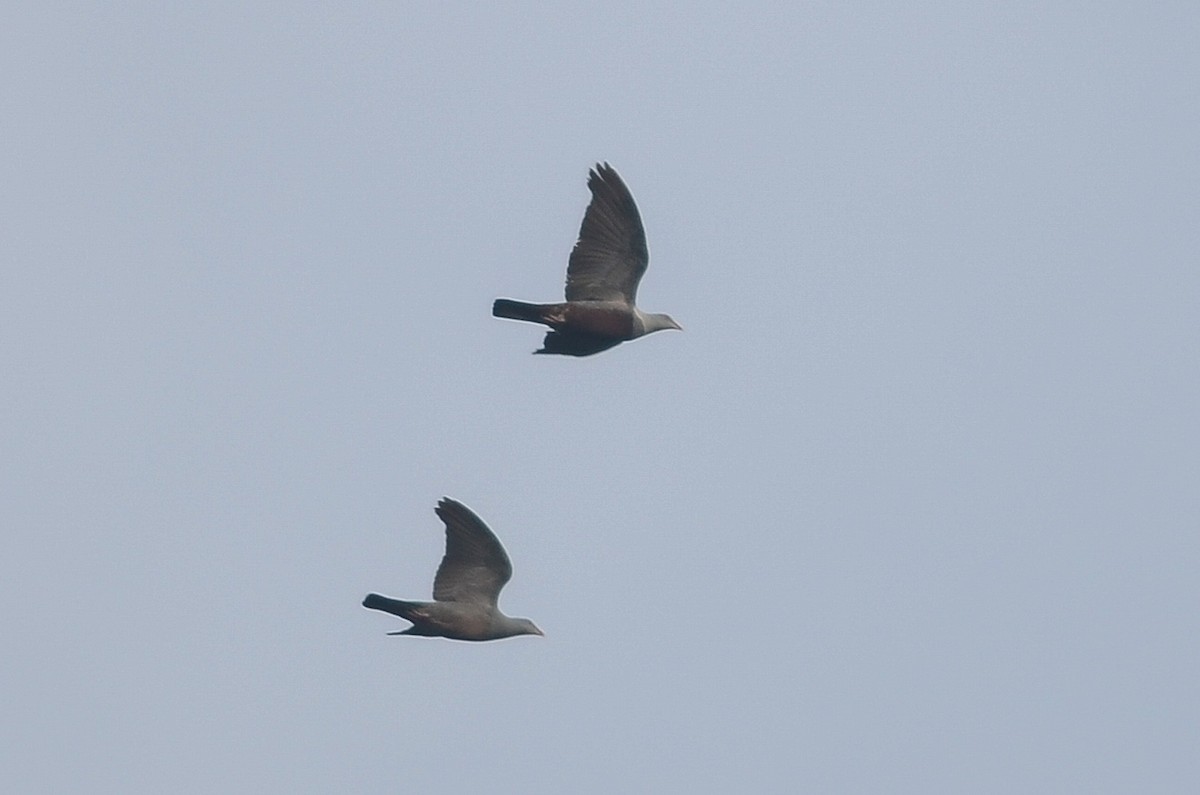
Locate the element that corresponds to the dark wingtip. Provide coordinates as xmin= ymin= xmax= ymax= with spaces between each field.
xmin=435 ymin=497 xmax=482 ymax=527
xmin=589 ymin=161 xmax=619 ymax=186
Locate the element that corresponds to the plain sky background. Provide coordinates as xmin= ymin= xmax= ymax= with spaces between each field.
xmin=4 ymin=3 xmax=1198 ymax=792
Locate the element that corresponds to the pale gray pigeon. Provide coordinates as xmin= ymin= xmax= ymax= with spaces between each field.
xmin=362 ymin=498 xmax=543 ymax=641
xmin=493 ymin=163 xmax=681 ymax=356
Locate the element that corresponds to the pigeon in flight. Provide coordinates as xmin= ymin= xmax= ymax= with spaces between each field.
xmin=493 ymin=163 xmax=681 ymax=356
xmin=362 ymin=498 xmax=543 ymax=641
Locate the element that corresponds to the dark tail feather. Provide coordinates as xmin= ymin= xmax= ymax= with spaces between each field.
xmin=362 ymin=593 xmax=417 ymax=619
xmin=492 ymin=298 xmax=546 ymax=324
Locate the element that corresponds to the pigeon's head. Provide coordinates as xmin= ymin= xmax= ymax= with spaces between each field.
xmin=644 ymin=313 xmax=682 ymax=334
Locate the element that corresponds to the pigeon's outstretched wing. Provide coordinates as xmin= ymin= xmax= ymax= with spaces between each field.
xmin=537 ymin=329 xmax=625 ymax=357
xmin=431 ymin=498 xmax=513 ymax=607
xmin=564 ymin=163 xmax=649 ymax=304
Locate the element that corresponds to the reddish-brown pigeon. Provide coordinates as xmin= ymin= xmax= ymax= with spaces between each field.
xmin=362 ymin=498 xmax=542 ymax=641
xmin=493 ymin=163 xmax=681 ymax=356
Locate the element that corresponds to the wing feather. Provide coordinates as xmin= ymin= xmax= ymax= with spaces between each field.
xmin=431 ymin=498 xmax=513 ymax=607
xmin=564 ymin=163 xmax=649 ymax=304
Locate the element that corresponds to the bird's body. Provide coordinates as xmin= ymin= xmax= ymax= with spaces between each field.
xmin=362 ymin=498 xmax=542 ymax=642
xmin=361 ymin=595 xmax=536 ymax=641
xmin=494 ymin=298 xmax=638 ymax=338
xmin=493 ymin=163 xmax=680 ymax=356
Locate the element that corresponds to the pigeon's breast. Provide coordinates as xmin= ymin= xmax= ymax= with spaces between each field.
xmin=428 ymin=602 xmax=497 ymax=641
xmin=557 ymin=302 xmax=637 ymax=339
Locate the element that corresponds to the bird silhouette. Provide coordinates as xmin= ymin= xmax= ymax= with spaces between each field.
xmin=493 ymin=163 xmax=681 ymax=355
xmin=362 ymin=498 xmax=542 ymax=641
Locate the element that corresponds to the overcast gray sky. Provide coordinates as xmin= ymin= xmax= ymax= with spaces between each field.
xmin=4 ymin=3 xmax=1198 ymax=792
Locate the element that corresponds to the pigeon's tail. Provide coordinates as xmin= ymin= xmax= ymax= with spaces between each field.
xmin=362 ymin=593 xmax=419 ymax=620
xmin=492 ymin=298 xmax=546 ymax=324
